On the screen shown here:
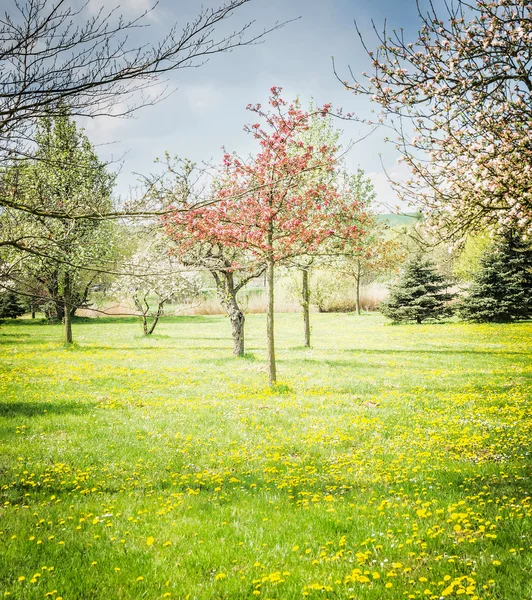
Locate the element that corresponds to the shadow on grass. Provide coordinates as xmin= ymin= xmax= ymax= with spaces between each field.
xmin=72 ymin=315 xmax=222 ymax=325
xmin=0 ymin=400 xmax=94 ymax=418
xmin=339 ymin=348 xmax=530 ymax=356
xmin=0 ymin=333 xmax=47 ymax=346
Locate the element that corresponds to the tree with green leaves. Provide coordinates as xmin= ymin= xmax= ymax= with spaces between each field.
xmin=379 ymin=254 xmax=454 ymax=324
xmin=14 ymin=109 xmax=116 ymax=343
xmin=457 ymin=230 xmax=532 ymax=323
xmin=323 ymin=170 xmax=406 ymax=316
xmin=287 ymin=101 xmax=343 ymax=347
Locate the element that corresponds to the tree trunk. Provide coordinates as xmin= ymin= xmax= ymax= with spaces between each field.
xmin=266 ymin=258 xmax=276 ymax=386
xmin=55 ymin=300 xmax=65 ymax=322
xmin=356 ymin=257 xmax=361 ymax=316
xmin=212 ymin=270 xmax=246 ymax=357
xmin=63 ymin=272 xmax=73 ymax=344
xmin=142 ymin=298 xmax=150 ymax=335
xmin=147 ymin=302 xmax=164 ymax=335
xmin=302 ymin=268 xmax=311 ymax=347
xmin=228 ymin=300 xmax=245 ymax=357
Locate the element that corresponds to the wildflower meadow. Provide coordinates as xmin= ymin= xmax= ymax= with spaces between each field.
xmin=0 ymin=313 xmax=530 ymax=599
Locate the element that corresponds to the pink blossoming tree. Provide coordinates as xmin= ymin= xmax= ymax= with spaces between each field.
xmin=167 ymin=88 xmax=343 ymax=385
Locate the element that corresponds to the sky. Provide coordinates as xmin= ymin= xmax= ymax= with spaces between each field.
xmin=73 ymin=0 xmax=435 ymax=212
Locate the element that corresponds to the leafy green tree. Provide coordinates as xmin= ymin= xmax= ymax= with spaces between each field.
xmin=326 ymin=171 xmax=407 ymax=316
xmin=287 ymin=102 xmax=343 ymax=347
xmin=458 ymin=230 xmax=532 ymax=323
xmin=453 ymin=233 xmax=491 ymax=282
xmin=380 ymin=254 xmax=454 ymax=324
xmin=15 ymin=109 xmax=116 ymax=342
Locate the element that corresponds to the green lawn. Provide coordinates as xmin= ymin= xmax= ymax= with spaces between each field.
xmin=0 ymin=313 xmax=531 ymax=600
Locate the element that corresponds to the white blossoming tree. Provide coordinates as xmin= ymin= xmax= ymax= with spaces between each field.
xmin=112 ymin=237 xmax=201 ymax=335
xmin=341 ymin=0 xmax=532 ymax=240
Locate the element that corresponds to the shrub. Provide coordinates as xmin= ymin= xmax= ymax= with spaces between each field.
xmin=379 ymin=254 xmax=454 ymax=323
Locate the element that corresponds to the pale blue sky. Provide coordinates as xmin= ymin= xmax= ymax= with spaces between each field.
xmin=76 ymin=0 xmax=437 ymax=211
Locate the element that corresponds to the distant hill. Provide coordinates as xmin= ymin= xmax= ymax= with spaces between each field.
xmin=376 ymin=212 xmax=423 ymax=226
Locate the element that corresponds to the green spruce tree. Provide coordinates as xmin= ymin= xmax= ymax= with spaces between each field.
xmin=0 ymin=291 xmax=26 ymax=318
xmin=458 ymin=230 xmax=532 ymax=322
xmin=379 ymin=254 xmax=454 ymax=323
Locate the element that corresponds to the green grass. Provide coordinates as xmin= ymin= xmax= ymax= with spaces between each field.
xmin=0 ymin=312 xmax=531 ymax=600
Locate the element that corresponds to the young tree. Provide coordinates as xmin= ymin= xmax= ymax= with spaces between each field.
xmin=341 ymin=0 xmax=532 ymax=239
xmin=153 ymin=158 xmax=264 ymax=356
xmin=14 ymin=110 xmax=116 ymax=343
xmin=379 ymin=254 xmax=454 ymax=324
xmin=336 ymin=231 xmax=406 ymax=315
xmin=166 ymin=237 xmax=264 ymax=356
xmin=287 ymin=169 xmax=377 ymax=341
xmin=285 ymin=101 xmax=343 ymax=347
xmin=323 ymin=170 xmax=406 ymax=315
xmin=112 ymin=237 xmax=201 ymax=335
xmin=169 ymin=88 xmax=341 ymax=385
xmin=457 ymin=229 xmax=532 ymax=322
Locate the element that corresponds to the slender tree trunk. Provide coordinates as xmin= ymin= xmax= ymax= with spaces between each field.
xmin=63 ymin=272 xmax=73 ymax=344
xmin=302 ymin=268 xmax=311 ymax=347
xmin=31 ymin=304 xmax=36 ymax=319
xmin=147 ymin=302 xmax=164 ymax=335
xmin=356 ymin=257 xmax=361 ymax=316
xmin=266 ymin=257 xmax=276 ymax=386
xmin=143 ymin=298 xmax=150 ymax=335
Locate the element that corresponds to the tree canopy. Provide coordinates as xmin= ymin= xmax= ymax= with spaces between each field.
xmin=342 ymin=0 xmax=532 ymax=240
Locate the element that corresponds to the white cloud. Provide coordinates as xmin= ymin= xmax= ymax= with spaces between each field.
xmin=183 ymin=84 xmax=223 ymax=114
xmin=87 ymin=0 xmax=157 ymax=20
xmin=367 ymin=162 xmax=414 ymax=213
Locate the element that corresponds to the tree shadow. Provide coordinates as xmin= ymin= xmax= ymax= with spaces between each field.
xmin=338 ymin=348 xmax=529 ymax=356
xmin=0 ymin=333 xmax=51 ymax=346
xmin=0 ymin=400 xmax=94 ymax=418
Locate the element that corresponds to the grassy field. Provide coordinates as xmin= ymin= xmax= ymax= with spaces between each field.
xmin=0 ymin=313 xmax=531 ymax=600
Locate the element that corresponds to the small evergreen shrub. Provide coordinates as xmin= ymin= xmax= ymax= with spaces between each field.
xmin=0 ymin=291 xmax=26 ymax=319
xmin=379 ymin=254 xmax=454 ymax=323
